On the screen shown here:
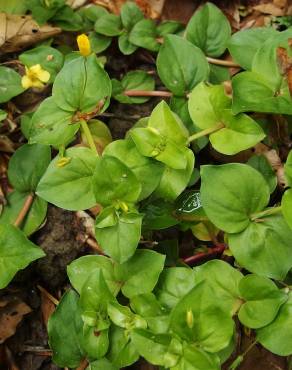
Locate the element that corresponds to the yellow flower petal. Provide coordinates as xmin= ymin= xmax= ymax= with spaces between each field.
xmin=37 ymin=69 xmax=50 ymax=83
xmin=77 ymin=34 xmax=91 ymax=56
xmin=31 ymin=80 xmax=45 ymax=89
xmin=21 ymin=75 xmax=32 ymax=89
xmin=29 ymin=64 xmax=43 ymax=75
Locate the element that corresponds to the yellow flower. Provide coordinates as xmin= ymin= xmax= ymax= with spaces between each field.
xmin=77 ymin=34 xmax=91 ymax=56
xmin=21 ymin=64 xmax=50 ymax=89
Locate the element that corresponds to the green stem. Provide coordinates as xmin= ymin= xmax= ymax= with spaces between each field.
xmin=187 ymin=123 xmax=224 ymax=144
xmin=251 ymin=206 xmax=282 ymax=221
xmin=80 ymin=119 xmax=98 ymax=155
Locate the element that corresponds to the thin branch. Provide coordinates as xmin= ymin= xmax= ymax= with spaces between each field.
xmin=124 ymin=90 xmax=173 ymax=97
xmin=206 ymin=57 xmax=240 ymax=68
xmin=13 ymin=193 xmax=34 ymax=227
xmin=182 ymin=244 xmax=225 ymax=265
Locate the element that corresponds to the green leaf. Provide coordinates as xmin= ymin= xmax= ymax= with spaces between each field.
xmin=232 ymin=71 xmax=292 ymax=115
xmin=282 ymin=189 xmax=292 ymax=229
xmin=209 ymin=64 xmax=230 ymax=84
xmin=186 ymin=2 xmax=231 ymax=57
xmin=228 ymin=28 xmax=277 ymax=70
xmin=0 ymin=224 xmax=45 ymax=289
xmin=19 ymin=46 xmax=64 ymax=81
xmin=120 ymin=2 xmax=144 ymax=30
xmin=252 ymin=29 xmax=292 ymax=89
xmin=0 ymin=66 xmax=24 ymax=103
xmin=238 ymin=274 xmax=288 ymax=329
xmin=118 ymin=32 xmax=138 ymax=55
xmin=154 ymin=149 xmax=195 ymax=201
xmin=141 ymin=199 xmax=179 ymax=230
xmin=107 ymin=325 xmax=139 ymax=368
xmin=81 ymin=119 xmax=112 ymax=154
xmin=115 ymin=249 xmax=165 ymax=298
xmin=148 ymin=101 xmax=189 ymax=145
xmin=173 ymin=344 xmax=220 ymax=370
xmin=285 ymin=150 xmax=292 ymax=186
xmin=81 ymin=326 xmax=109 ymax=361
xmin=67 ymin=255 xmax=119 ymax=295
xmin=89 ymin=32 xmax=112 ymax=53
xmin=247 ymin=155 xmax=277 ymax=193
xmin=188 ymin=83 xmax=230 ymax=130
xmin=157 ymin=21 xmax=184 ymax=37
xmin=37 ymin=147 xmax=98 ymax=211
xmin=48 ymin=290 xmax=85 ymax=367
xmin=104 ymin=139 xmax=164 ymax=200
xmin=131 ymin=329 xmax=181 ymax=367
xmin=93 ymin=155 xmax=141 ymax=206
xmin=8 ymin=143 xmax=51 ymax=192
xmin=129 ymin=19 xmax=159 ymax=52
xmin=157 ymin=35 xmax=209 ymax=96
xmin=257 ymin=292 xmax=292 ymax=356
xmin=52 ymin=5 xmax=83 ymax=31
xmin=94 ymin=14 xmax=123 ymax=36
xmin=200 ymin=164 xmax=270 ymax=233
xmin=29 ymin=97 xmax=79 ymax=147
xmin=82 ymin=5 xmax=109 ymax=23
xmin=155 ymin=267 xmax=196 ymax=309
xmin=131 ymin=127 xmax=189 ymax=170
xmin=170 ymin=281 xmax=234 ymax=352
xmin=87 ymin=358 xmax=118 ymax=370
xmin=52 ymin=55 xmax=111 ymax=113
xmin=0 ymin=0 xmax=27 ymax=14
xmin=194 ymin=260 xmax=243 ymax=316
xmin=25 ymin=0 xmax=63 ymax=24
xmin=0 ymin=109 xmax=7 ymax=122
xmin=112 ymin=71 xmax=155 ymax=104
xmin=229 ymin=214 xmax=292 ymax=280
xmin=0 ymin=191 xmax=47 ymax=236
xmin=188 ymin=83 xmax=265 ymax=155
xmin=95 ymin=209 xmax=143 ymax=263
xmin=79 ymin=268 xmax=114 ymax=329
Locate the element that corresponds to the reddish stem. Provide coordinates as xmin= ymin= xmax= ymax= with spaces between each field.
xmin=124 ymin=90 xmax=173 ymax=97
xmin=183 ymin=244 xmax=226 ymax=265
xmin=77 ymin=359 xmax=89 ymax=370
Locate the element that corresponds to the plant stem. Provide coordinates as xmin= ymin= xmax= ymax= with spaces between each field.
xmin=124 ymin=90 xmax=173 ymax=97
xmin=13 ymin=193 xmax=34 ymax=227
xmin=80 ymin=119 xmax=98 ymax=155
xmin=206 ymin=57 xmax=240 ymax=68
xmin=251 ymin=206 xmax=282 ymax=221
xmin=182 ymin=244 xmax=225 ymax=265
xmin=187 ymin=123 xmax=225 ymax=144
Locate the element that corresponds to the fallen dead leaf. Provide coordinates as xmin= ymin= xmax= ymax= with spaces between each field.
xmin=93 ymin=0 xmax=165 ymax=18
xmin=39 ymin=289 xmax=56 ymax=326
xmin=0 ymin=297 xmax=31 ymax=344
xmin=0 ymin=13 xmax=61 ymax=55
xmin=277 ymin=40 xmax=292 ymax=96
xmin=253 ymin=3 xmax=285 ymax=16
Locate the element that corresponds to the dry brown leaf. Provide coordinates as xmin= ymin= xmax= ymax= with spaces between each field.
xmin=277 ymin=40 xmax=292 ymax=96
xmin=0 ymin=135 xmax=16 ymax=153
xmin=253 ymin=3 xmax=285 ymax=16
xmin=40 ymin=290 xmax=56 ymax=326
xmin=0 ymin=297 xmax=31 ymax=344
xmin=93 ymin=0 xmax=165 ymax=18
xmin=0 ymin=13 xmax=61 ymax=55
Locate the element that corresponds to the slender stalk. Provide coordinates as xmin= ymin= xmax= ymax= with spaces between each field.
xmin=13 ymin=193 xmax=34 ymax=227
xmin=250 ymin=206 xmax=282 ymax=221
xmin=77 ymin=359 xmax=89 ymax=370
xmin=206 ymin=57 xmax=240 ymax=68
xmin=183 ymin=244 xmax=225 ymax=265
xmin=80 ymin=119 xmax=98 ymax=155
xmin=187 ymin=123 xmax=225 ymax=144
xmin=124 ymin=90 xmax=173 ymax=97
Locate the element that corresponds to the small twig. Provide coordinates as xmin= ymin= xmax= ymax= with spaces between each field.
xmin=13 ymin=193 xmax=34 ymax=227
xmin=183 ymin=244 xmax=225 ymax=265
xmin=21 ymin=346 xmax=52 ymax=356
xmin=100 ymin=112 xmax=144 ymax=121
xmin=206 ymin=57 xmax=240 ymax=68
xmin=37 ymin=285 xmax=59 ymax=306
xmin=124 ymin=90 xmax=173 ymax=97
xmin=77 ymin=359 xmax=89 ymax=370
